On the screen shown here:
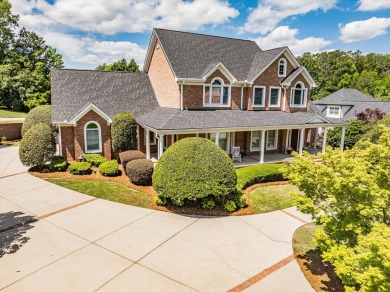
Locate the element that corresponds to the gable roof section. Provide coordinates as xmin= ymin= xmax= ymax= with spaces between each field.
xmin=281 ymin=67 xmax=317 ymax=88
xmin=314 ymin=88 xmax=375 ymax=105
xmin=51 ymin=69 xmax=159 ymax=124
xmin=342 ymin=101 xmax=390 ymax=119
xmin=145 ymin=28 xmax=262 ymax=81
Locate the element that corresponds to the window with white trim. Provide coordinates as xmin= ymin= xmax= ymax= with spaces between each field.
xmin=291 ymin=82 xmax=307 ymax=107
xmin=251 ymin=131 xmax=261 ymax=151
xmin=210 ymin=132 xmax=227 ymax=151
xmin=269 ymin=87 xmax=281 ymax=107
xmin=203 ymin=78 xmax=230 ymax=107
xmin=327 ymin=106 xmax=341 ymax=118
xmin=144 ymin=130 xmax=156 ymax=145
xmin=266 ymin=130 xmax=278 ymax=150
xmin=85 ymin=122 xmax=101 ymax=153
xmin=253 ymin=86 xmax=265 ymax=106
xmin=278 ymin=59 xmax=286 ymax=77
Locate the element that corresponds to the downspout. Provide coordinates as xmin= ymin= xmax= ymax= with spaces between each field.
xmin=282 ymin=85 xmax=287 ymax=112
xmin=58 ymin=124 xmax=62 ymax=156
xmin=240 ymin=86 xmax=244 ymax=110
xmin=180 ymin=80 xmax=184 ymax=111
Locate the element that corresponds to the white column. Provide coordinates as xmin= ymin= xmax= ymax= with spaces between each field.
xmin=340 ymin=126 xmax=346 ymax=152
xmin=145 ymin=130 xmax=151 ymax=159
xmin=215 ymin=132 xmax=219 ymax=146
xmin=313 ymin=128 xmax=318 ymax=149
xmin=299 ymin=128 xmax=305 ymax=155
xmin=322 ymin=128 xmax=327 ymax=154
xmin=260 ymin=130 xmax=266 ymax=164
xmin=285 ymin=129 xmax=290 ymax=154
xmin=158 ymin=134 xmax=164 ymax=159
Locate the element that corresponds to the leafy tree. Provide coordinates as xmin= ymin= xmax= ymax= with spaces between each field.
xmin=96 ymin=58 xmax=140 ymax=72
xmin=111 ymin=112 xmax=138 ymax=152
xmin=285 ymin=126 xmax=390 ymax=290
xmin=0 ymin=0 xmax=18 ymax=63
xmin=19 ymin=123 xmax=56 ymax=168
xmin=327 ymin=119 xmax=371 ymax=149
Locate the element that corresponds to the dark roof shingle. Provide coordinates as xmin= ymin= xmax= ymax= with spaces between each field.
xmin=314 ymin=88 xmax=375 ymax=105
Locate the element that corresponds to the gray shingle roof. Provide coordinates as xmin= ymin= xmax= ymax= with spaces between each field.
xmin=137 ymin=108 xmax=343 ymax=131
xmin=246 ymin=48 xmax=286 ymax=81
xmin=51 ymin=69 xmax=159 ymax=123
xmin=282 ymin=67 xmax=303 ymax=85
xmin=314 ymin=88 xmax=375 ymax=105
xmin=155 ymin=29 xmax=267 ymax=81
xmin=342 ymin=101 xmax=390 ymax=119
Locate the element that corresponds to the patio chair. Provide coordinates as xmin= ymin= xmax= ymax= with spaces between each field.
xmin=232 ymin=146 xmax=242 ymax=162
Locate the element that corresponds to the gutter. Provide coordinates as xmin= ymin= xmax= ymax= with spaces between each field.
xmin=180 ymin=80 xmax=184 ymax=111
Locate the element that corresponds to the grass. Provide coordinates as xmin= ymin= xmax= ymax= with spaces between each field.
xmin=249 ymin=183 xmax=299 ymax=214
xmin=236 ymin=163 xmax=286 ymax=191
xmin=46 ymin=178 xmax=151 ymax=208
xmin=293 ymin=222 xmax=321 ymax=254
xmin=0 ymin=108 xmax=27 ymax=118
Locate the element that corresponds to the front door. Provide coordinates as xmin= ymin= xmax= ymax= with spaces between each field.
xmin=290 ymin=129 xmax=299 ymax=151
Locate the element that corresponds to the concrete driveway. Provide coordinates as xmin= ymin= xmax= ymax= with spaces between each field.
xmin=0 ymin=146 xmax=313 ymax=291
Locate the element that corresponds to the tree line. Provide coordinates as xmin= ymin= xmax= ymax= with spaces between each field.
xmin=298 ymin=50 xmax=390 ymax=101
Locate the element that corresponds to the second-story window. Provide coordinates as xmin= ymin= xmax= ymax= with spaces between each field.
xmin=291 ymin=82 xmax=307 ymax=107
xmin=253 ymin=86 xmax=265 ymax=106
xmin=204 ymin=78 xmax=230 ymax=107
xmin=269 ymin=87 xmax=281 ymax=107
xmin=278 ymin=59 xmax=286 ymax=77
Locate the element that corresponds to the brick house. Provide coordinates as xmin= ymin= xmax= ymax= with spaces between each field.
xmin=51 ymin=28 xmax=347 ymax=163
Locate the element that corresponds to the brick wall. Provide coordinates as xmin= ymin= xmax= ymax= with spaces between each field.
xmin=148 ymin=41 xmax=180 ymax=108
xmin=60 ymin=126 xmax=75 ymax=161
xmin=0 ymin=122 xmax=22 ymax=141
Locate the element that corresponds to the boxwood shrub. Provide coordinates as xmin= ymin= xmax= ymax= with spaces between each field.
xmin=152 ymin=137 xmax=237 ymax=202
xmin=236 ymin=163 xmax=286 ymax=191
xmin=67 ymin=162 xmax=92 ymax=175
xmin=50 ymin=155 xmax=68 ymax=172
xmin=98 ymin=160 xmax=119 ymax=176
xmin=119 ymin=150 xmax=146 ymax=169
xmin=126 ymin=159 xmax=154 ymax=186
xmin=111 ymin=112 xmax=137 ymax=152
xmin=83 ymin=153 xmax=107 ymax=166
xmin=22 ymin=105 xmax=53 ymax=136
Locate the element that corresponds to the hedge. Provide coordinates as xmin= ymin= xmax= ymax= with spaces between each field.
xmin=83 ymin=153 xmax=107 ymax=166
xmin=236 ymin=163 xmax=286 ymax=191
xmin=67 ymin=162 xmax=92 ymax=175
xmin=111 ymin=112 xmax=137 ymax=152
xmin=21 ymin=105 xmax=53 ymax=136
xmin=126 ymin=159 xmax=154 ymax=186
xmin=19 ymin=123 xmax=56 ymax=168
xmin=152 ymin=137 xmax=237 ymax=201
xmin=98 ymin=160 xmax=119 ymax=176
xmin=119 ymin=150 xmax=146 ymax=169
xmin=50 ymin=155 xmax=68 ymax=172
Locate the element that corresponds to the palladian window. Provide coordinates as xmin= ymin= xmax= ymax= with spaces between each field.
xmin=204 ymin=78 xmax=230 ymax=107
xmin=85 ymin=122 xmax=101 ymax=153
xmin=291 ymin=82 xmax=307 ymax=107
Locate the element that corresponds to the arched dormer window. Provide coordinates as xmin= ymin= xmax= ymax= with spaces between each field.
xmin=278 ymin=59 xmax=286 ymax=77
xmin=203 ymin=78 xmax=230 ymax=107
xmin=290 ymin=82 xmax=307 ymax=107
xmin=84 ymin=121 xmax=102 ymax=153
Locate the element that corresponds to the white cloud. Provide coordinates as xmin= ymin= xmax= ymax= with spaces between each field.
xmin=254 ymin=26 xmax=332 ymax=55
xmin=240 ymin=0 xmax=337 ymax=34
xmin=339 ymin=17 xmax=390 ymax=43
xmin=357 ymin=0 xmax=390 ymax=11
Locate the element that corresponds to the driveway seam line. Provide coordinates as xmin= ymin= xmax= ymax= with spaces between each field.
xmin=280 ymin=209 xmax=309 ymax=224
xmin=0 ymin=171 xmax=28 ymax=179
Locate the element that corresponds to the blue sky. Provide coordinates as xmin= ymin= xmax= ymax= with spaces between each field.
xmin=10 ymin=0 xmax=390 ymax=69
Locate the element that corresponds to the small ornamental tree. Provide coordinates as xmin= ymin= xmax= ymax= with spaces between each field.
xmin=111 ymin=112 xmax=137 ymax=152
xmin=356 ymin=108 xmax=385 ymax=123
xmin=285 ymin=125 xmax=390 ymax=290
xmin=327 ymin=119 xmax=370 ymax=149
xmin=21 ymin=105 xmax=53 ymax=136
xmin=153 ymin=137 xmax=237 ymax=202
xmin=19 ymin=123 xmax=56 ymax=168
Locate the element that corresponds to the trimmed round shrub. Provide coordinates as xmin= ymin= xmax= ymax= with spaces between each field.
xmin=202 ymin=197 xmax=216 ymax=209
xmin=83 ymin=153 xmax=107 ymax=166
xmin=154 ymin=195 xmax=167 ymax=206
xmin=111 ymin=112 xmax=137 ymax=152
xmin=153 ymin=137 xmax=237 ymax=201
xmin=22 ymin=105 xmax=53 ymax=136
xmin=224 ymin=200 xmax=237 ymax=212
xmin=98 ymin=160 xmax=119 ymax=176
xmin=119 ymin=150 xmax=146 ymax=169
xmin=19 ymin=123 xmax=56 ymax=168
xmin=67 ymin=162 xmax=92 ymax=175
xmin=126 ymin=159 xmax=154 ymax=186
xmin=50 ymin=155 xmax=68 ymax=171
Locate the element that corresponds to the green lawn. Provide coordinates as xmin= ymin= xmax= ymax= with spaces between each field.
xmin=293 ymin=222 xmax=322 ymax=254
xmin=249 ymin=183 xmax=300 ymax=214
xmin=46 ymin=178 xmax=151 ymax=208
xmin=0 ymin=108 xmax=28 ymax=118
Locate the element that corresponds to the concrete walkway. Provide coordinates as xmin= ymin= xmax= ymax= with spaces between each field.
xmin=0 ymin=147 xmax=313 ymax=291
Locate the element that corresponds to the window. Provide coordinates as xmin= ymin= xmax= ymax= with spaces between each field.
xmin=197 ymin=133 xmax=207 ymax=138
xmin=291 ymin=82 xmax=307 ymax=107
xmin=251 ymin=131 xmax=261 ymax=151
xmin=211 ymin=132 xmax=227 ymax=152
xmin=144 ymin=130 xmax=156 ymax=145
xmin=269 ymin=87 xmax=281 ymax=107
xmin=204 ymin=78 xmax=230 ymax=107
xmin=253 ymin=86 xmax=265 ymax=106
xmin=278 ymin=59 xmax=286 ymax=77
xmin=327 ymin=106 xmax=341 ymax=118
xmin=266 ymin=130 xmax=278 ymax=150
xmin=84 ymin=122 xmax=101 ymax=153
